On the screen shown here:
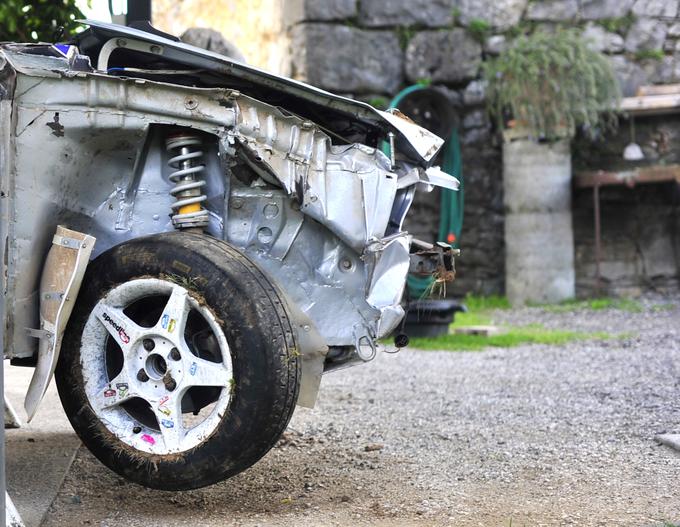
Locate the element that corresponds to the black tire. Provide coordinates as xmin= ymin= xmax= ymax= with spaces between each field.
xmin=55 ymin=232 xmax=300 ymax=490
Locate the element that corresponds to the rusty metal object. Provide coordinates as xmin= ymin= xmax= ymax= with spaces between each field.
xmin=409 ymin=241 xmax=458 ymax=280
xmin=575 ymin=167 xmax=680 ymax=293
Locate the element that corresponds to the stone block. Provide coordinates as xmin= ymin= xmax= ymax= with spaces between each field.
xmin=631 ymin=0 xmax=678 ymax=17
xmin=527 ymin=0 xmax=579 ymax=21
xmin=608 ymin=54 xmax=660 ymax=95
xmin=503 ymin=139 xmax=572 ymax=214
xmin=580 ymin=0 xmax=634 ymax=19
xmin=625 ymin=17 xmax=669 ymax=52
xmin=284 ymin=0 xmax=356 ymax=26
xmin=180 ymin=28 xmax=246 ymax=62
xmin=462 ymin=79 xmax=487 ymax=105
xmin=359 ymin=0 xmax=455 ymax=27
xmin=405 ymin=29 xmax=482 ymax=84
xmin=462 ymin=109 xmax=486 ymax=129
xmin=455 ymin=0 xmax=528 ymax=31
xmin=582 ymin=22 xmax=624 ymax=53
xmin=461 ymin=126 xmax=491 ymax=145
xmin=291 ymin=24 xmax=403 ymax=93
xmin=484 ymin=35 xmax=509 ymax=56
xmin=505 ymin=211 xmax=576 ymax=304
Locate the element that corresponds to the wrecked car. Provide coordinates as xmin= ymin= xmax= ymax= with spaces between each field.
xmin=0 ymin=21 xmax=458 ymax=490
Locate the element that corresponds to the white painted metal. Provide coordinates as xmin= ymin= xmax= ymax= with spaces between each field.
xmin=5 ymin=492 xmax=24 ymax=527
xmin=3 ymin=398 xmax=21 ymax=429
xmin=80 ymin=279 xmax=232 ymax=454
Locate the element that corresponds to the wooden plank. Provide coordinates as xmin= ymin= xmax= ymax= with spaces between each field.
xmin=574 ymin=165 xmax=680 ymax=188
xmin=620 ymin=94 xmax=680 ymax=115
xmin=454 ymin=325 xmax=503 ymax=336
xmin=636 ymin=84 xmax=680 ymax=96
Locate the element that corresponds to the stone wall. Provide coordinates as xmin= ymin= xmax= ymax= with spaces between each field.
xmin=284 ymin=0 xmax=680 ymax=296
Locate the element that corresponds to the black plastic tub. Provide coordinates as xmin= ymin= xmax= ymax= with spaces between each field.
xmin=404 ymin=299 xmax=465 ymax=338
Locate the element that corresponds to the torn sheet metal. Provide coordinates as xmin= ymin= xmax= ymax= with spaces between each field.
xmin=75 ymin=20 xmax=444 ymax=164
xmin=25 ymin=226 xmax=95 ymax=421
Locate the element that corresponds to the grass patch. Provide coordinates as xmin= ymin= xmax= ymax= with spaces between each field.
xmin=534 ymin=297 xmax=644 ymax=312
xmin=408 ymin=294 xmax=630 ymax=351
xmin=467 ymin=18 xmax=491 ymax=43
xmin=597 ymin=13 xmax=636 ymax=34
xmin=410 ymin=325 xmax=613 ymax=351
xmin=367 ymin=96 xmax=389 ymax=110
xmin=651 ymin=303 xmax=675 ymax=312
xmin=634 ymin=48 xmax=665 ymax=61
xmin=463 ymin=294 xmax=511 ymax=311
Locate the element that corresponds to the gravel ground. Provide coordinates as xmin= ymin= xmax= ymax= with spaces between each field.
xmin=44 ymin=297 xmax=680 ymax=527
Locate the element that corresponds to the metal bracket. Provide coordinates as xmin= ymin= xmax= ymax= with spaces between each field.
xmin=353 ymin=324 xmax=377 ymax=362
xmin=52 ymin=234 xmax=89 ymax=250
xmin=41 ymin=291 xmax=64 ymax=302
xmin=97 ymin=37 xmax=165 ymax=72
xmin=24 ymin=328 xmax=53 ymax=341
xmin=409 ymin=242 xmax=459 ymax=279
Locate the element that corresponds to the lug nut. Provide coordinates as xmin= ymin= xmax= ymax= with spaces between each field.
xmin=165 ymin=378 xmax=177 ymax=392
xmin=143 ymin=339 xmax=155 ymax=351
xmin=169 ymin=347 xmax=181 ymax=361
xmin=137 ymin=369 xmax=149 ymax=382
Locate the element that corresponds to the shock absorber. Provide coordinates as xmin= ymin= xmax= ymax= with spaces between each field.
xmin=165 ymin=132 xmax=209 ymax=230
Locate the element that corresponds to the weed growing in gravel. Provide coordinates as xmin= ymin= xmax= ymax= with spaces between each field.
xmin=410 ymin=325 xmax=613 ymax=351
xmin=464 ymin=294 xmax=657 ymax=313
xmin=534 ymin=297 xmax=644 ymax=312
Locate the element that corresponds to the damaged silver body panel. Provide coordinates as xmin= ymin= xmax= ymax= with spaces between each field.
xmin=0 ymin=22 xmax=459 ymax=412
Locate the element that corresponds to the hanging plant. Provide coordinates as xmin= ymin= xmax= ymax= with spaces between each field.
xmin=483 ymin=28 xmax=621 ymax=141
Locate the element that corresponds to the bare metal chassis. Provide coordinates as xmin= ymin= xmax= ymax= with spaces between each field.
xmin=0 ymin=22 xmax=458 ymax=416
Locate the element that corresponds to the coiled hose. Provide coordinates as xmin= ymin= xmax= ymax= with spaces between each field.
xmin=384 ymin=85 xmax=465 ymax=298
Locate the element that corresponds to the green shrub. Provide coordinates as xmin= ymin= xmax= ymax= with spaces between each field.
xmin=467 ymin=18 xmax=491 ymax=43
xmin=634 ymin=48 xmax=665 ymax=61
xmin=0 ymin=0 xmax=87 ymax=43
xmin=483 ymin=28 xmax=621 ymax=140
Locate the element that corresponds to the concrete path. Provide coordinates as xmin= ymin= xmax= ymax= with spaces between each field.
xmin=4 ymin=364 xmax=79 ymax=527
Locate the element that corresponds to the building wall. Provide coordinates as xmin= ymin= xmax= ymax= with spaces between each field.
xmin=152 ymin=0 xmax=290 ymax=74
xmin=151 ymin=0 xmax=680 ymax=297
xmin=285 ymin=0 xmax=680 ymax=297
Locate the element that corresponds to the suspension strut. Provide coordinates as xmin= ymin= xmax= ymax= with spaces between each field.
xmin=165 ymin=132 xmax=209 ymax=230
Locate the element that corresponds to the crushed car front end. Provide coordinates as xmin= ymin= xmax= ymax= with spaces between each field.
xmin=0 ymin=21 xmax=459 ymax=489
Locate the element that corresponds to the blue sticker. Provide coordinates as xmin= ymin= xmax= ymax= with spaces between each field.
xmin=161 ymin=419 xmax=174 ymax=428
xmin=190 ymin=362 xmax=197 ymax=376
xmin=161 ymin=314 xmax=169 ymax=329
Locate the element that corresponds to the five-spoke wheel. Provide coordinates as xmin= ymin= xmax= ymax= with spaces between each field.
xmin=56 ymin=233 xmax=300 ymax=489
xmin=82 ymin=278 xmax=233 ymax=454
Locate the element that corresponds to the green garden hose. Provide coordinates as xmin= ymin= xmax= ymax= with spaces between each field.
xmin=383 ymin=85 xmax=465 ymax=298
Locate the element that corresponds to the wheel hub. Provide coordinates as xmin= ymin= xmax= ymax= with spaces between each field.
xmin=145 ymin=352 xmax=168 ymax=380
